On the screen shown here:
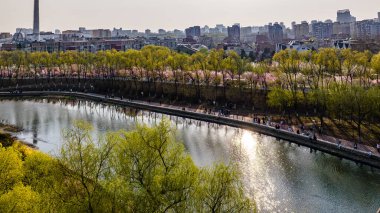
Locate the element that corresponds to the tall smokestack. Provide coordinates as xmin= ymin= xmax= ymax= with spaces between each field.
xmin=33 ymin=0 xmax=40 ymax=40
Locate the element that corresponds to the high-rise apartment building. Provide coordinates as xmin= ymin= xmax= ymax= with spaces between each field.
xmin=268 ymin=23 xmax=283 ymax=44
xmin=0 ymin=33 xmax=12 ymax=39
xmin=333 ymin=22 xmax=351 ymax=36
xmin=337 ymin=9 xmax=356 ymax=23
xmin=352 ymin=20 xmax=380 ymax=39
xmin=227 ymin=24 xmax=241 ymax=41
xmin=185 ymin=26 xmax=201 ymax=38
xmin=92 ymin=29 xmax=111 ymax=38
xmin=312 ymin=22 xmax=333 ymax=39
xmin=158 ymin=29 xmax=166 ymax=34
xmin=294 ymin=21 xmax=309 ymax=39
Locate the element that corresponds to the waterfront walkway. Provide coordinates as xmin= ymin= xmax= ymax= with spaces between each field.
xmin=0 ymin=91 xmax=379 ymax=168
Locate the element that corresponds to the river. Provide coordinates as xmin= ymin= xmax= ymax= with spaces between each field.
xmin=0 ymin=98 xmax=379 ymax=212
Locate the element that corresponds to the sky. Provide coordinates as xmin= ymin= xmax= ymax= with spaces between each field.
xmin=0 ymin=0 xmax=379 ymax=33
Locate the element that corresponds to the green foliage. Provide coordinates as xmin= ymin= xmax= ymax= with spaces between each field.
xmin=114 ymin=120 xmax=199 ymax=212
xmin=271 ymin=48 xmax=380 ymax=141
xmin=0 ymin=146 xmax=23 ymax=193
xmin=195 ymin=164 xmax=252 ymax=212
xmin=372 ymin=52 xmax=380 ymax=82
xmin=0 ymin=120 xmax=254 ymax=212
xmin=267 ymin=87 xmax=292 ymax=111
xmin=329 ymin=85 xmax=380 ymax=141
xmin=23 ymin=151 xmax=58 ymax=192
xmin=0 ymin=184 xmax=41 ymax=213
xmin=3 ymin=46 xmax=380 ymax=143
xmin=58 ymin=120 xmax=116 ymax=212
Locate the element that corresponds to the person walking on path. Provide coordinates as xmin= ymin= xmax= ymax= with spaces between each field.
xmin=336 ymin=138 xmax=342 ymax=149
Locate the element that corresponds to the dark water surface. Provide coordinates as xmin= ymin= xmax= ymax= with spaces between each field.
xmin=0 ymin=98 xmax=379 ymax=212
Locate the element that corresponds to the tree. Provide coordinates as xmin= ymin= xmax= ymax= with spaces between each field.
xmin=114 ymin=120 xmax=199 ymax=212
xmin=343 ymin=86 xmax=379 ymax=143
xmin=59 ymin=120 xmax=116 ymax=212
xmin=23 ymin=150 xmax=65 ymax=211
xmin=195 ymin=164 xmax=252 ymax=213
xmin=341 ymin=49 xmax=356 ymax=85
xmin=208 ymin=49 xmax=225 ymax=102
xmin=307 ymin=88 xmax=328 ymax=127
xmin=0 ymin=146 xmax=23 ymax=193
xmin=371 ymin=52 xmax=380 ymax=84
xmin=248 ymin=62 xmax=268 ymax=106
xmin=0 ymin=184 xmax=41 ymax=213
xmin=23 ymin=151 xmax=58 ymax=192
xmin=355 ymin=50 xmax=372 ymax=87
xmin=273 ymin=50 xmax=301 ymax=111
xmin=267 ymin=87 xmax=293 ymax=118
xmin=167 ymin=52 xmax=189 ymax=99
xmin=0 ymin=119 xmax=254 ymax=212
xmin=191 ymin=51 xmax=208 ymax=101
xmin=124 ymin=49 xmax=144 ymax=96
xmin=228 ymin=51 xmax=252 ymax=99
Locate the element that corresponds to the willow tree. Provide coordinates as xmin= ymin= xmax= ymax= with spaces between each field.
xmin=371 ymin=52 xmax=380 ymax=84
xmin=341 ymin=49 xmax=357 ymax=85
xmin=191 ymin=51 xmax=208 ymax=101
xmin=60 ymin=51 xmax=76 ymax=83
xmin=195 ymin=164 xmax=252 ymax=212
xmin=267 ymin=86 xmax=293 ymax=118
xmin=313 ymin=48 xmax=340 ymax=89
xmin=113 ymin=120 xmax=198 ymax=212
xmin=140 ymin=46 xmax=156 ymax=96
xmin=39 ymin=52 xmax=54 ymax=83
xmin=59 ymin=121 xmax=117 ymax=212
xmin=10 ymin=51 xmax=27 ymax=83
xmin=29 ymin=52 xmax=45 ymax=85
xmin=273 ymin=50 xmax=302 ymax=112
xmin=124 ymin=49 xmax=144 ymax=95
xmin=0 ymin=146 xmax=23 ymax=193
xmin=249 ymin=62 xmax=268 ymax=106
xmin=167 ymin=52 xmax=189 ymax=99
xmin=355 ymin=50 xmax=372 ymax=87
xmin=208 ymin=49 xmax=225 ymax=102
xmin=227 ymin=51 xmax=252 ymax=99
xmin=344 ymin=86 xmax=379 ymax=143
xmin=154 ymin=47 xmax=171 ymax=97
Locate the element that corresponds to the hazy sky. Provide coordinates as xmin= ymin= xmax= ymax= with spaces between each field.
xmin=0 ymin=0 xmax=379 ymax=33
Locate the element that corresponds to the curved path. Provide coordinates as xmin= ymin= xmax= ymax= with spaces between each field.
xmin=0 ymin=91 xmax=379 ymax=169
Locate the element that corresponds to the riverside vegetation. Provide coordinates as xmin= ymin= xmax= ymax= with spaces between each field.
xmin=0 ymin=120 xmax=253 ymax=212
xmin=1 ymin=46 xmax=380 ymax=144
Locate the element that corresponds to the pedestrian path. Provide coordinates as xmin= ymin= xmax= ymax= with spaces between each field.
xmin=1 ymin=91 xmax=379 ymax=160
xmin=104 ymin=95 xmax=380 ymax=158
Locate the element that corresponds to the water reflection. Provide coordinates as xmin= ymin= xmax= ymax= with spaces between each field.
xmin=0 ymin=98 xmax=379 ymax=212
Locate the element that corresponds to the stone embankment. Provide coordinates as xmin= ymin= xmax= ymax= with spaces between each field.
xmin=1 ymin=91 xmax=379 ymax=169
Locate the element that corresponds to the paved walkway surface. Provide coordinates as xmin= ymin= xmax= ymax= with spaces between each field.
xmin=100 ymin=94 xmax=380 ymax=158
xmin=1 ymin=91 xmax=379 ymax=159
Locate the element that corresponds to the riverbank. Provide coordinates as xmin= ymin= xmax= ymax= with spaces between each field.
xmin=0 ymin=131 xmax=37 ymax=149
xmin=0 ymin=123 xmax=23 ymax=132
xmin=0 ymin=91 xmax=379 ymax=169
xmin=0 ymin=123 xmax=37 ymax=149
xmin=2 ymin=81 xmax=380 ymax=146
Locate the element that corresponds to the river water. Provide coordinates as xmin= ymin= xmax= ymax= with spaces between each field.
xmin=0 ymin=98 xmax=379 ymax=212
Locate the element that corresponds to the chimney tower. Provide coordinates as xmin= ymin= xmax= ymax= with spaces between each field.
xmin=33 ymin=0 xmax=40 ymax=40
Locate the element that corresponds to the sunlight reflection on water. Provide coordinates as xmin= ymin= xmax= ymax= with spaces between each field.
xmin=0 ymin=98 xmax=379 ymax=212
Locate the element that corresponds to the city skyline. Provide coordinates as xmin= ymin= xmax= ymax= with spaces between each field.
xmin=0 ymin=0 xmax=379 ymax=33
